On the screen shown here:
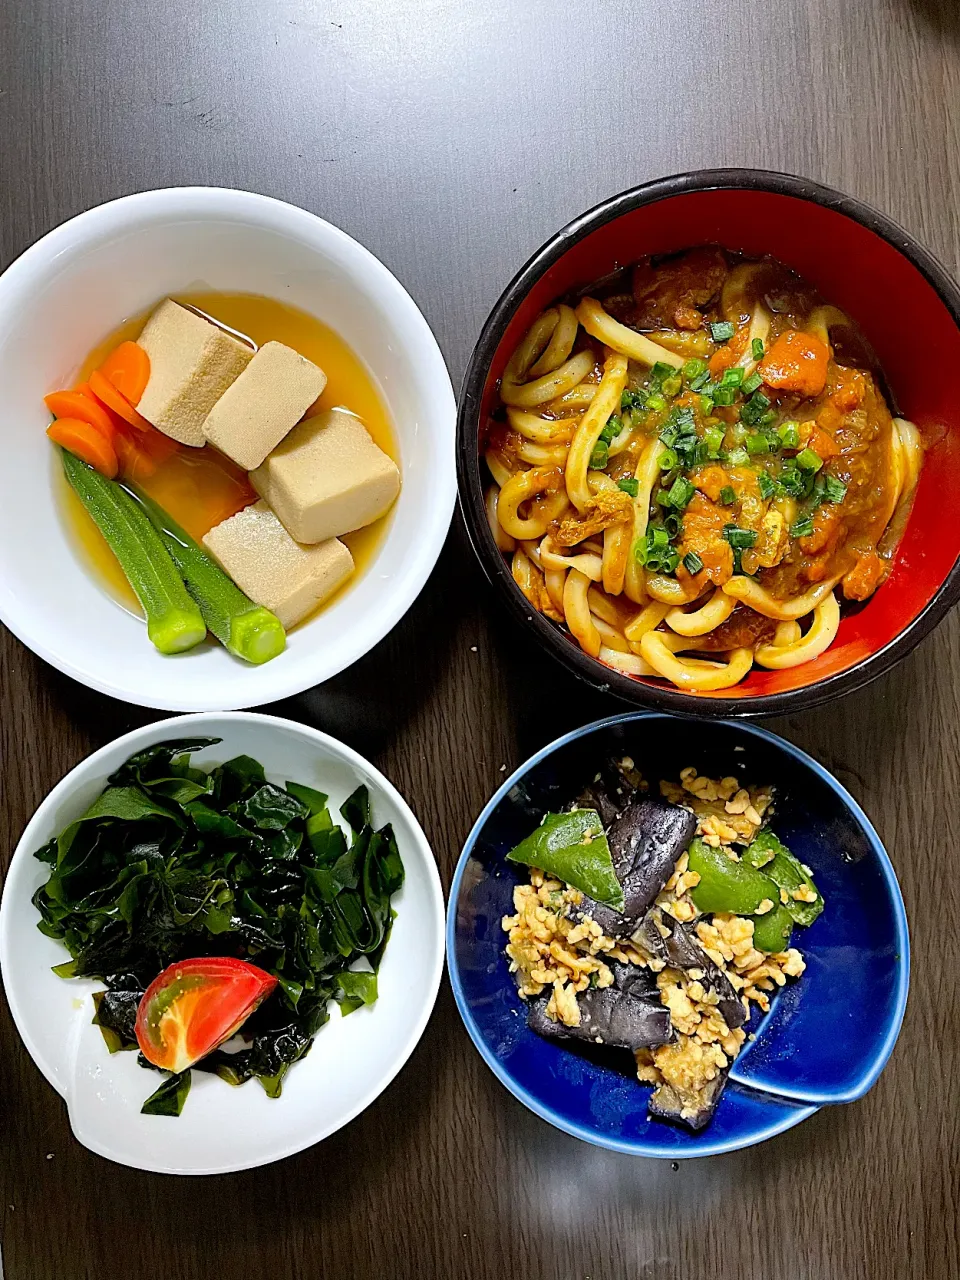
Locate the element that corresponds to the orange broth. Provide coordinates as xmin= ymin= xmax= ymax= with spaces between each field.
xmin=60 ymin=292 xmax=398 ymax=620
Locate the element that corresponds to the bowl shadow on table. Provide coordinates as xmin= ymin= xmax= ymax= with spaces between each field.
xmin=903 ymin=0 xmax=960 ymax=37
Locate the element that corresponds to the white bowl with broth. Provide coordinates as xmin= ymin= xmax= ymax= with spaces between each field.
xmin=0 ymin=188 xmax=455 ymax=710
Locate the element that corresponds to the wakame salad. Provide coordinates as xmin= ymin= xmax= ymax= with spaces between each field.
xmin=32 ymin=738 xmax=404 ymax=1116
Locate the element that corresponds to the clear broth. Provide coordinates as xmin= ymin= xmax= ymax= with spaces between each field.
xmin=61 ymin=292 xmax=398 ymax=621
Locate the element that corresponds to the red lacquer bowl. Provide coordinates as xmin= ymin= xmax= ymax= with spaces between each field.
xmin=456 ymin=169 xmax=960 ymax=716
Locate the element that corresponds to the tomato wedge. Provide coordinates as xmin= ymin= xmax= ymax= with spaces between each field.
xmin=135 ymin=957 xmax=278 ymax=1073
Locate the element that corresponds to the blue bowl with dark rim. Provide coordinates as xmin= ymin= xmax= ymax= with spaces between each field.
xmin=446 ymin=713 xmax=909 ymax=1158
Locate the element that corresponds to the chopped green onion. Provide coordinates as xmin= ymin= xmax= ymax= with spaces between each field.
xmin=659 ymin=447 xmax=679 ymax=471
xmin=745 ymin=433 xmax=770 ymax=456
xmin=709 ymin=321 xmax=736 ymax=342
xmin=790 ymin=515 xmax=815 ymax=538
xmin=683 ymin=358 xmax=708 ymax=382
xmin=796 ymin=448 xmax=823 ymax=472
xmin=600 ymin=415 xmax=622 ymax=443
xmin=618 ymin=477 xmax=640 ymax=498
xmin=823 ymin=474 xmax=848 ymax=504
xmin=777 ymin=466 xmax=806 ymax=497
xmin=682 ymin=551 xmax=704 ymax=575
xmin=714 ymin=385 xmax=737 ymax=407
xmin=700 ymin=395 xmax=715 ymax=415
xmin=728 ymin=447 xmax=749 ymax=466
xmin=666 ymin=476 xmax=696 ymax=509
xmin=741 ymin=371 xmax=763 ymax=396
xmin=721 ymin=366 xmax=745 ymax=388
xmin=704 ymin=425 xmax=725 ymax=457
xmin=621 ymin=389 xmax=644 ymax=411
xmin=589 ymin=442 xmax=609 ymax=470
xmin=751 ymin=338 xmax=765 ymax=361
xmin=719 ymin=485 xmax=736 ymax=506
xmin=778 ymin=421 xmax=800 ymax=449
xmin=664 ymin=512 xmax=682 ymax=539
xmin=740 ymin=390 xmax=772 ymax=426
xmin=723 ymin=524 xmax=758 ymax=550
xmin=757 ymin=470 xmax=776 ymax=499
xmin=646 ymin=392 xmax=667 ymax=412
xmin=690 ymin=370 xmax=713 ymax=392
xmin=661 ymin=375 xmax=681 ymax=397
xmin=759 ymin=409 xmax=777 ymax=427
xmin=650 ymin=361 xmax=676 ymax=384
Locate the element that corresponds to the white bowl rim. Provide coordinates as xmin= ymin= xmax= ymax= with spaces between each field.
xmin=0 ymin=187 xmax=456 ymax=711
xmin=0 ymin=711 xmax=446 ymax=1173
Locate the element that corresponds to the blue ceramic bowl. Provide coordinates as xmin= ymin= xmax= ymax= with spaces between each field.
xmin=447 ymin=713 xmax=909 ymax=1158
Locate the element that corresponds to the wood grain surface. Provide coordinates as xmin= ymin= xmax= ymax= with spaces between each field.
xmin=1 ymin=1 xmax=959 ymax=1277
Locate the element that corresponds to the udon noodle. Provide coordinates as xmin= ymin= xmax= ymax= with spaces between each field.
xmin=485 ymin=248 xmax=923 ymax=693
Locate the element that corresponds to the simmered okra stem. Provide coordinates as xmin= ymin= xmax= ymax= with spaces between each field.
xmin=60 ymin=449 xmax=207 ymax=655
xmin=124 ymin=482 xmax=286 ymax=665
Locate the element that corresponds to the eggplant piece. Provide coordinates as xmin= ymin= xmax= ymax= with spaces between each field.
xmin=526 ymin=974 xmax=673 ymax=1052
xmin=576 ymin=797 xmax=696 ymax=938
xmin=574 ymin=761 xmax=637 ymax=828
xmin=647 ymin=1066 xmax=730 ymax=1132
xmin=637 ymin=908 xmax=746 ymax=1031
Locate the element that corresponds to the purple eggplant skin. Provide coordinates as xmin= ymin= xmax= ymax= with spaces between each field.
xmin=636 ymin=908 xmax=746 ymax=1031
xmin=526 ymin=971 xmax=674 ymax=1052
xmin=575 ymin=763 xmax=636 ymax=828
xmin=577 ymin=797 xmax=697 ymax=939
xmin=647 ymin=1068 xmax=730 ymax=1132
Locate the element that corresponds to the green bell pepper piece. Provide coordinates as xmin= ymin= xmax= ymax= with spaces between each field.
xmin=688 ymin=837 xmax=779 ymax=915
xmin=750 ymin=903 xmax=794 ymax=953
xmin=744 ymin=831 xmax=823 ymax=928
xmin=507 ymin=809 xmax=624 ymax=910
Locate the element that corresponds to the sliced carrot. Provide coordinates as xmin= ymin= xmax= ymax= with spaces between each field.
xmin=44 ymin=389 xmax=117 ymax=442
xmin=759 ymin=330 xmax=830 ymax=397
xmin=88 ymin=369 xmax=152 ymax=431
xmin=100 ymin=341 xmax=150 ymax=404
xmin=708 ymin=345 xmax=737 ymax=378
xmin=48 ymin=418 xmax=118 ymax=478
xmin=113 ymin=423 xmax=158 ymax=481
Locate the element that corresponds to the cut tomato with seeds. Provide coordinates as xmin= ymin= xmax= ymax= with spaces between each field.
xmin=135 ymin=957 xmax=278 ymax=1073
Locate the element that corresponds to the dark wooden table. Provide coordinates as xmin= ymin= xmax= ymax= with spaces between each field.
xmin=2 ymin=1 xmax=959 ymax=1277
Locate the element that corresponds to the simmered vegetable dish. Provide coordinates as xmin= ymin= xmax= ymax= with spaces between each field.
xmin=33 ymin=738 xmax=403 ymax=1116
xmin=485 ymin=248 xmax=924 ymax=692
xmin=502 ymin=758 xmax=822 ymax=1130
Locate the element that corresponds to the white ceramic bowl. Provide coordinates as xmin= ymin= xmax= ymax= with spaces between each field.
xmin=0 ymin=188 xmax=455 ymax=709
xmin=0 ymin=713 xmax=445 ymax=1175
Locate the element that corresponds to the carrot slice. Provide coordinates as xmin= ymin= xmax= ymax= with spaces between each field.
xmin=47 ymin=418 xmax=119 ymax=478
xmin=44 ymin=389 xmax=117 ymax=442
xmin=100 ymin=341 xmax=150 ymax=404
xmin=113 ymin=424 xmax=158 ymax=481
xmin=88 ymin=369 xmax=152 ymax=431
xmin=759 ymin=330 xmax=830 ymax=397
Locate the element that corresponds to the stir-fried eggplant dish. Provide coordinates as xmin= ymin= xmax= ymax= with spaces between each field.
xmin=32 ymin=738 xmax=403 ymax=1116
xmin=502 ymin=759 xmax=822 ymax=1130
xmin=486 ymin=247 xmax=924 ymax=693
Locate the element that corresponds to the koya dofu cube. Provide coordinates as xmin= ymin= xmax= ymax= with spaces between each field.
xmin=250 ymin=408 xmax=400 ymax=544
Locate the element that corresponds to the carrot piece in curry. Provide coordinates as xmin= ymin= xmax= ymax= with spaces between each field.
xmin=759 ymin=330 xmax=830 ymax=397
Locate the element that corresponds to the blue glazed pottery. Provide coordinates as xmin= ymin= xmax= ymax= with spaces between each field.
xmin=447 ymin=713 xmax=909 ymax=1158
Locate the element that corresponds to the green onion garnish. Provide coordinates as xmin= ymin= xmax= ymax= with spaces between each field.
xmin=751 ymin=338 xmax=765 ymax=361
xmin=646 ymin=392 xmax=667 ymax=412
xmin=600 ymin=415 xmax=622 ymax=443
xmin=618 ymin=477 xmax=640 ymax=498
xmin=778 ymin=421 xmax=800 ymax=449
xmin=797 ymin=448 xmax=823 ymax=472
xmin=683 ymin=358 xmax=708 ymax=382
xmin=700 ymin=395 xmax=715 ymax=415
xmin=713 ymin=386 xmax=737 ymax=407
xmin=709 ymin=321 xmax=736 ymax=342
xmin=721 ymin=366 xmax=745 ymax=388
xmin=704 ymin=425 xmax=725 ymax=457
xmin=590 ymin=442 xmax=609 ymax=470
xmin=682 ymin=551 xmax=704 ymax=575
xmin=790 ymin=516 xmax=815 ymax=538
xmin=651 ymin=361 xmax=676 ymax=384
xmin=741 ymin=371 xmax=763 ymax=396
xmin=666 ymin=476 xmax=696 ymax=509
xmin=728 ymin=447 xmax=750 ymax=466
xmin=723 ymin=525 xmax=758 ymax=550
xmin=719 ymin=485 xmax=736 ymax=506
xmin=745 ymin=433 xmax=770 ymax=456
xmin=757 ymin=470 xmax=776 ymax=499
xmin=659 ymin=447 xmax=679 ymax=471
xmin=661 ymin=375 xmax=682 ymax=397
xmin=822 ymin=474 xmax=848 ymax=504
